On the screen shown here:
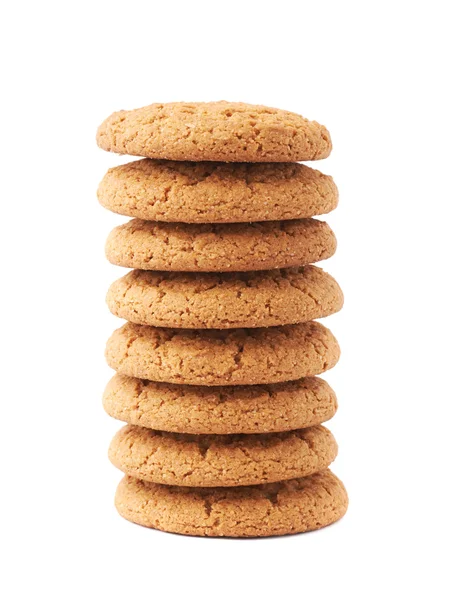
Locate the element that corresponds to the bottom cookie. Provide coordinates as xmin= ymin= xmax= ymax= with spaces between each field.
xmin=115 ymin=469 xmax=348 ymax=538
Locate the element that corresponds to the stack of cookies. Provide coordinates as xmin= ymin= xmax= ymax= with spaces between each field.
xmin=96 ymin=101 xmax=348 ymax=537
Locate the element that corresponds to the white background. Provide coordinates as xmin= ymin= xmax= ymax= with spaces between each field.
xmin=1 ymin=1 xmax=451 ymax=598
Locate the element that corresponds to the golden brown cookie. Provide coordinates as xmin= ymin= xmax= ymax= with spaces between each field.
xmin=109 ymin=424 xmax=337 ymax=487
xmin=103 ymin=375 xmax=337 ymax=434
xmin=106 ymin=266 xmax=344 ymax=329
xmin=115 ymin=469 xmax=348 ymax=537
xmin=96 ymin=101 xmax=331 ymax=162
xmin=97 ymin=160 xmax=338 ymax=223
xmin=105 ymin=218 xmax=337 ymax=272
xmin=105 ymin=321 xmax=340 ymax=386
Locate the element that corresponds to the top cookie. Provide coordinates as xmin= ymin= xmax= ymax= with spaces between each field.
xmin=96 ymin=101 xmax=332 ymax=162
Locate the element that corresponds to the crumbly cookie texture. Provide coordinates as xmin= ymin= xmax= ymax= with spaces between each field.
xmin=106 ymin=266 xmax=343 ymax=329
xmin=109 ymin=424 xmax=337 ymax=487
xmin=105 ymin=321 xmax=340 ymax=386
xmin=96 ymin=101 xmax=332 ymax=162
xmin=103 ymin=375 xmax=337 ymax=434
xmin=97 ymin=159 xmax=338 ymax=223
xmin=105 ymin=218 xmax=337 ymax=272
xmin=115 ymin=469 xmax=348 ymax=537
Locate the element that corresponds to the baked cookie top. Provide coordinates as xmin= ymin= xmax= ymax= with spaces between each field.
xmin=115 ymin=469 xmax=348 ymax=537
xmin=106 ymin=266 xmax=344 ymax=329
xmin=105 ymin=321 xmax=340 ymax=386
xmin=103 ymin=374 xmax=337 ymax=434
xmin=105 ymin=218 xmax=337 ymax=272
xmin=97 ymin=159 xmax=338 ymax=223
xmin=96 ymin=101 xmax=332 ymax=162
xmin=109 ymin=424 xmax=337 ymax=487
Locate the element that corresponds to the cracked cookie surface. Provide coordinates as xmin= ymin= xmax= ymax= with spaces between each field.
xmin=107 ymin=266 xmax=343 ymax=329
xmin=103 ymin=374 xmax=337 ymax=434
xmin=105 ymin=321 xmax=340 ymax=385
xmin=97 ymin=159 xmax=338 ymax=223
xmin=115 ymin=469 xmax=348 ymax=537
xmin=106 ymin=218 xmax=337 ymax=272
xmin=96 ymin=101 xmax=332 ymax=162
xmin=109 ymin=424 xmax=337 ymax=487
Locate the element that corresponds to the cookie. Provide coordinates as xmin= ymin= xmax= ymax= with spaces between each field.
xmin=109 ymin=424 xmax=337 ymax=487
xmin=103 ymin=375 xmax=337 ymax=434
xmin=96 ymin=101 xmax=331 ymax=162
xmin=105 ymin=218 xmax=337 ymax=272
xmin=115 ymin=469 xmax=348 ymax=537
xmin=107 ymin=266 xmax=343 ymax=329
xmin=105 ymin=321 xmax=340 ymax=386
xmin=97 ymin=159 xmax=338 ymax=223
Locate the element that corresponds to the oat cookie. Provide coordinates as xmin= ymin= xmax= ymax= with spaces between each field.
xmin=97 ymin=160 xmax=338 ymax=223
xmin=96 ymin=101 xmax=331 ymax=162
xmin=103 ymin=375 xmax=337 ymax=434
xmin=105 ymin=321 xmax=340 ymax=386
xmin=106 ymin=218 xmax=337 ymax=272
xmin=115 ymin=469 xmax=348 ymax=537
xmin=107 ymin=266 xmax=343 ymax=329
xmin=109 ymin=424 xmax=337 ymax=487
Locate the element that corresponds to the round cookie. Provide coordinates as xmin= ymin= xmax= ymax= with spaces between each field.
xmin=109 ymin=424 xmax=337 ymax=487
xmin=105 ymin=321 xmax=340 ymax=386
xmin=103 ymin=375 xmax=337 ymax=434
xmin=96 ymin=101 xmax=332 ymax=162
xmin=115 ymin=469 xmax=348 ymax=537
xmin=106 ymin=218 xmax=337 ymax=272
xmin=97 ymin=159 xmax=338 ymax=223
xmin=106 ymin=266 xmax=344 ymax=329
